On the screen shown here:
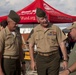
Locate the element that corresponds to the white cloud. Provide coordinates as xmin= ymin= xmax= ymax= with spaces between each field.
xmin=0 ymin=0 xmax=33 ymax=16
xmin=44 ymin=0 xmax=76 ymax=16
xmin=0 ymin=0 xmax=76 ymax=16
xmin=5 ymin=0 xmax=19 ymax=5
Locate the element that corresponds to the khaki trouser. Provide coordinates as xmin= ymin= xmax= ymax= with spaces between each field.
xmin=1 ymin=58 xmax=21 ymax=75
xmin=36 ymin=51 xmax=60 ymax=75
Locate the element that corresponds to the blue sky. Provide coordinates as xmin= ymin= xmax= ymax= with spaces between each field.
xmin=0 ymin=0 xmax=76 ymax=28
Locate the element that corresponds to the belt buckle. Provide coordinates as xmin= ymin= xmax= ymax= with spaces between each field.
xmin=38 ymin=52 xmax=50 ymax=56
xmin=10 ymin=56 xmax=17 ymax=59
xmin=43 ymin=53 xmax=49 ymax=56
xmin=38 ymin=51 xmax=57 ymax=56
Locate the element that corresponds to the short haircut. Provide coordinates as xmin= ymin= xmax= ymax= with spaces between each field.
xmin=1 ymin=20 xmax=8 ymax=28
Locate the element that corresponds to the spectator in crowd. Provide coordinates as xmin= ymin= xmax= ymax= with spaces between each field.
xmin=60 ymin=22 xmax=76 ymax=75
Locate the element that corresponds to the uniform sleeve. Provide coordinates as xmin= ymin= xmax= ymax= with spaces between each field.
xmin=56 ymin=26 xmax=67 ymax=44
xmin=0 ymin=31 xmax=5 ymax=52
xmin=27 ymin=29 xmax=35 ymax=44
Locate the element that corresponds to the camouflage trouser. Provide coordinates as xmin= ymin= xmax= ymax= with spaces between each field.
xmin=1 ymin=58 xmax=21 ymax=75
xmin=36 ymin=51 xmax=60 ymax=75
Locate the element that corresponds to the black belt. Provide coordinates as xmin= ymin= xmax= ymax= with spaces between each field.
xmin=37 ymin=50 xmax=58 ymax=56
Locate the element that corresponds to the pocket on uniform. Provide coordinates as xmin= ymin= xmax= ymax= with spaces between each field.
xmin=35 ymin=35 xmax=43 ymax=44
xmin=5 ymin=40 xmax=14 ymax=46
xmin=47 ymin=35 xmax=56 ymax=45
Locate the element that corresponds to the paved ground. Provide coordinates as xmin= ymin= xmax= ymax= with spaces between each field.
xmin=26 ymin=71 xmax=37 ymax=75
xmin=25 ymin=61 xmax=38 ymax=75
xmin=25 ymin=68 xmax=63 ymax=75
